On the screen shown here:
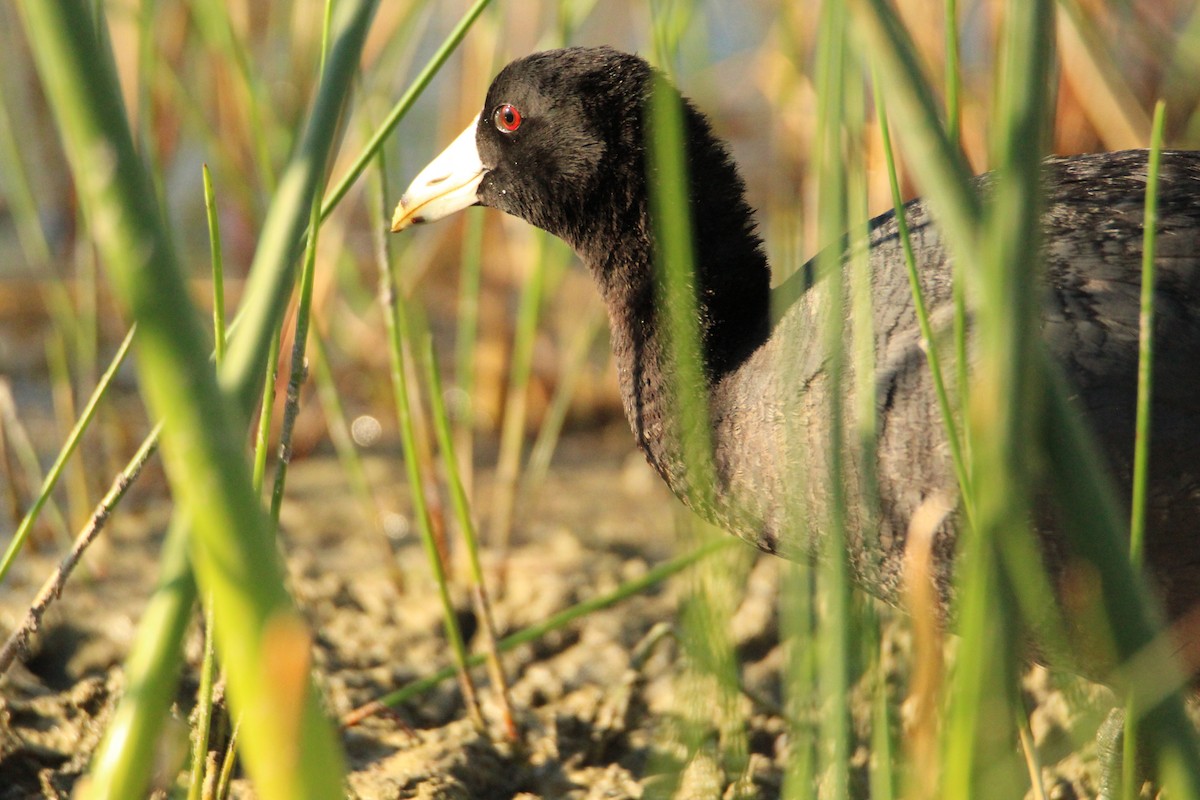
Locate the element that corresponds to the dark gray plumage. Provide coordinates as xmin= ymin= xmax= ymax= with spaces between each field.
xmin=393 ymin=47 xmax=1200 ymax=663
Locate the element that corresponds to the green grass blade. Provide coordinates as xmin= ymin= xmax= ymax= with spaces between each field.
xmin=1041 ymin=365 xmax=1200 ymax=792
xmin=1122 ymin=97 xmax=1167 ymax=800
xmin=193 ymin=161 xmax=228 ymax=797
xmin=870 ymin=65 xmax=973 ymax=521
xmin=848 ymin=0 xmax=982 ymax=255
xmin=46 ymin=330 xmax=91 ymax=545
xmin=811 ymin=3 xmax=853 ymax=795
xmin=186 ymin=592 xmax=218 ymax=800
xmin=1128 ymin=100 xmax=1166 ymax=568
xmin=646 ymin=73 xmax=714 ymax=507
xmin=186 ymin=0 xmax=282 ymax=195
xmin=423 ymin=334 xmax=517 ymax=740
xmin=1056 ymin=0 xmax=1150 ymax=148
xmin=319 ymin=0 xmax=495 ymax=222
xmin=646 ymin=13 xmax=750 ymax=797
xmin=371 ymin=142 xmax=484 ymax=732
xmin=944 ymin=0 xmax=960 ymax=145
xmin=0 ymin=325 xmax=135 ymax=584
xmin=14 ymin=0 xmax=378 ymax=795
xmin=268 ymin=165 xmax=325 ymax=526
xmin=0 ymin=72 xmax=52 ymax=265
xmin=252 ymin=325 xmax=284 ymax=497
xmin=84 ymin=517 xmax=197 ymax=799
xmin=944 ymin=2 xmax=1056 ymax=795
xmin=488 ymin=231 xmax=556 ymax=552
xmin=219 ymin=0 xmax=382 ymax=416
xmin=203 ymin=164 xmax=227 ymax=368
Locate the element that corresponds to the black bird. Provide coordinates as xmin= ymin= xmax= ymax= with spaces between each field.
xmin=391 ymin=46 xmax=1200 ymax=665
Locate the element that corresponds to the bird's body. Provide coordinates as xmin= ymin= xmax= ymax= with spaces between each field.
xmin=392 ymin=47 xmax=1200 ymax=655
xmin=711 ymin=152 xmax=1200 ymax=620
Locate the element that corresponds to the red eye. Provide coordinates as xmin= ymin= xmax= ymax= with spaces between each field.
xmin=493 ymin=104 xmax=522 ymax=133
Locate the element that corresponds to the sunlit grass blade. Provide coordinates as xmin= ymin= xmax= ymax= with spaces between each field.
xmin=452 ymin=207 xmax=486 ymax=497
xmin=187 ymin=175 xmax=226 ymax=796
xmin=186 ymin=592 xmax=218 ymax=800
xmin=1161 ymin=4 xmax=1200 ymax=136
xmin=870 ymin=64 xmax=973 ymax=521
xmin=1128 ymin=99 xmax=1166 ymax=569
xmin=82 ymin=518 xmax=196 ymax=799
xmin=943 ymin=0 xmax=969 ymax=448
xmin=943 ymin=1 xmax=1055 ymax=795
xmin=187 ymin=0 xmax=283 ymax=194
xmin=251 ymin=325 xmax=284 ymax=497
xmin=0 ymin=326 xmax=135 ymax=584
xmin=646 ymin=64 xmax=713 ymax=511
xmin=217 ymin=0 xmax=381 ymax=416
xmin=870 ymin=668 xmax=896 ymax=800
xmin=1122 ymin=97 xmax=1167 ymax=800
xmin=0 ymin=74 xmax=53 ymax=266
xmin=423 ymin=334 xmax=517 ymax=741
xmin=203 ymin=164 xmax=227 ymax=368
xmin=848 ymin=1 xmax=1200 ymax=789
xmin=43 ymin=2 xmax=496 ymax=786
xmin=1040 ymin=364 xmax=1200 ymax=792
xmin=46 ymin=331 xmax=91 ymax=543
xmin=487 ymin=230 xmax=558 ymax=554
xmin=268 ymin=180 xmax=325 ymax=526
xmin=780 ymin=559 xmax=817 ymax=800
xmin=944 ymin=0 xmax=960 ymax=146
xmin=646 ymin=11 xmax=754 ymax=797
xmin=371 ymin=142 xmax=484 ymax=732
xmin=134 ymin=0 xmax=164 ymax=203
xmin=810 ymin=2 xmax=854 ymax=795
xmin=319 ymin=0 xmax=495 ymax=222
xmin=0 ymin=381 xmax=73 ymax=550
xmin=15 ymin=0 xmax=381 ymax=795
xmin=847 ymin=0 xmax=983 ymax=255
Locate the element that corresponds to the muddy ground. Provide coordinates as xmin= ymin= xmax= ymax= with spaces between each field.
xmin=0 ymin=425 xmax=1116 ymax=799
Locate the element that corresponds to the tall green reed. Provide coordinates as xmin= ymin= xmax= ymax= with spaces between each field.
xmin=850 ymin=0 xmax=1200 ymax=794
xmin=940 ymin=2 xmax=1056 ymax=794
xmin=15 ymin=0 xmax=380 ymax=796
xmin=4 ymin=3 xmax=1195 ymax=796
xmin=643 ymin=7 xmax=763 ymax=798
xmin=371 ymin=142 xmax=485 ymax=732
xmin=1122 ymin=98 xmax=1167 ymax=800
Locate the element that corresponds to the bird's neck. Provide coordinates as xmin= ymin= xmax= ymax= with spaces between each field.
xmin=576 ymin=162 xmax=772 ymax=491
xmin=579 ymin=117 xmax=773 ymax=379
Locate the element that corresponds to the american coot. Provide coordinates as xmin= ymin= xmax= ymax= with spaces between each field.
xmin=392 ymin=47 xmax=1200 ymax=654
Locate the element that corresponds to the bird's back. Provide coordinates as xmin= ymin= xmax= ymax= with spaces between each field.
xmin=710 ymin=149 xmax=1200 ymax=625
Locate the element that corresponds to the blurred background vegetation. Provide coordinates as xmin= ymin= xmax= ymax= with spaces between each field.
xmin=4 ymin=0 xmax=1198 ymax=479
xmin=2 ymin=0 xmax=1200 ymax=798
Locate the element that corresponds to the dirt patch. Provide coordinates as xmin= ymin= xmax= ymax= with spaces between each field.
xmin=0 ymin=430 xmax=1114 ymax=798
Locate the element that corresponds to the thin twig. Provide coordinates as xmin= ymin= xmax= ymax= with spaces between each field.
xmin=423 ymin=335 xmax=517 ymax=740
xmin=0 ymin=423 xmax=161 ymax=675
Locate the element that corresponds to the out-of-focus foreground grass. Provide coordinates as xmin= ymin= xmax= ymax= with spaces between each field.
xmin=2 ymin=1 xmax=1200 ymax=798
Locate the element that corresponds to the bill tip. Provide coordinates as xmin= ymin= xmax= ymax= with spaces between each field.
xmin=390 ymin=201 xmax=412 ymax=233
